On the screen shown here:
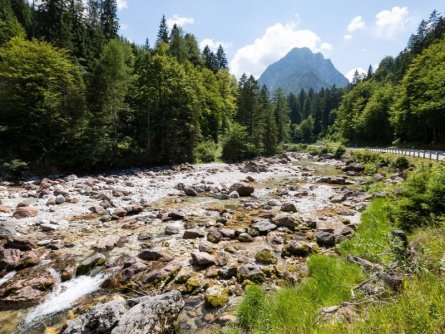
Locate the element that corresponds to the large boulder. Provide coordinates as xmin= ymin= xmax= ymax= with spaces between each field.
xmin=0 ymin=221 xmax=17 ymax=238
xmin=316 ymin=231 xmax=336 ymax=247
xmin=13 ymin=206 xmax=38 ymax=219
xmin=76 ymin=253 xmax=106 ymax=276
xmin=63 ymin=299 xmax=128 ymax=334
xmin=191 ymin=252 xmax=217 ymax=267
xmin=204 ymin=285 xmax=229 ymax=308
xmin=229 ymin=183 xmax=254 ymax=197
xmin=111 ymin=291 xmax=184 ymax=334
xmin=271 ymin=214 xmax=296 ymax=230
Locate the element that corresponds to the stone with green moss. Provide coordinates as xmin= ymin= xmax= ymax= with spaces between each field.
xmin=75 ymin=253 xmax=106 ymax=276
xmin=204 ymin=284 xmax=229 ymax=308
xmin=255 ymin=249 xmax=277 ymax=265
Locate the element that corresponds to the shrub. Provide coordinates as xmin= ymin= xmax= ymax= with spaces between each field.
xmin=2 ymin=159 xmax=28 ymax=179
xmin=391 ymin=156 xmax=410 ymax=170
xmin=333 ymin=144 xmax=346 ymax=159
xmin=194 ymin=140 xmax=218 ymax=163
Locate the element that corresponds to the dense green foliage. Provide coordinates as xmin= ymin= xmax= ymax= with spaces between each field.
xmin=333 ymin=12 xmax=445 ymax=146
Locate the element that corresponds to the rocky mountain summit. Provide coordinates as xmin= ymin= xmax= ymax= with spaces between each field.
xmin=258 ymin=47 xmax=349 ymax=94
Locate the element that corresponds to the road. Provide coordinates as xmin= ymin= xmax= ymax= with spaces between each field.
xmin=347 ymin=147 xmax=445 ymax=161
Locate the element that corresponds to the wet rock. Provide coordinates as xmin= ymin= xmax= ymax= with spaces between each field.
xmin=251 ymin=219 xmax=277 ymax=235
xmin=138 ymin=250 xmax=172 ymax=262
xmin=183 ymin=229 xmax=205 ymax=239
xmin=63 ymin=298 xmax=128 ymax=334
xmin=255 ymin=249 xmax=277 ymax=265
xmin=281 ymin=203 xmax=297 ymax=213
xmin=111 ymin=291 xmax=184 ymax=334
xmin=272 ymin=214 xmax=296 ymax=230
xmin=76 ymin=253 xmax=107 ymax=276
xmin=316 ymin=231 xmax=336 ymax=247
xmin=12 ymin=206 xmax=38 ymax=219
xmin=204 ymin=285 xmax=229 ymax=308
xmin=184 ymin=187 xmax=198 ymax=197
xmin=94 ymin=235 xmax=127 ymax=251
xmin=282 ymin=240 xmax=313 ymax=257
xmin=191 ymin=252 xmax=217 ymax=267
xmin=238 ymin=233 xmax=254 ymax=242
xmin=0 ymin=268 xmax=56 ymax=309
xmin=207 ymin=230 xmax=222 ymax=244
xmin=165 ymin=226 xmax=180 ymax=235
xmin=229 ymin=183 xmax=254 ymax=197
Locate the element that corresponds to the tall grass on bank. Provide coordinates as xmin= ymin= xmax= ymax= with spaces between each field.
xmin=338 ymin=198 xmax=392 ymax=264
xmin=236 ymin=255 xmax=363 ymax=333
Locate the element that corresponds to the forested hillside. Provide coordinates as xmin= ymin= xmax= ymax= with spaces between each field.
xmin=333 ymin=11 xmax=445 ymax=146
xmin=0 ymin=2 xmax=444 ymax=175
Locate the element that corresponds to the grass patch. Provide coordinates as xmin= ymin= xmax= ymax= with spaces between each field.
xmin=237 ymin=255 xmax=363 ymax=333
xmin=410 ymin=227 xmax=445 ymax=272
xmin=318 ymin=274 xmax=445 ymax=333
xmin=337 ymin=198 xmax=392 ymax=264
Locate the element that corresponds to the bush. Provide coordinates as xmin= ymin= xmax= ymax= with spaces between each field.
xmin=2 ymin=159 xmax=28 ymax=179
xmin=194 ymin=140 xmax=218 ymax=163
xmin=333 ymin=144 xmax=346 ymax=159
xmin=222 ymin=123 xmax=257 ymax=161
xmin=391 ymin=156 xmax=410 ymax=170
xmin=390 ymin=164 xmax=445 ymax=231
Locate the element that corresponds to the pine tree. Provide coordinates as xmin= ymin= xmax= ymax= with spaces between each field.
xmin=156 ymin=15 xmax=169 ymax=45
xmin=259 ymin=85 xmax=277 ymax=155
xmin=273 ymin=88 xmax=290 ymax=143
xmin=101 ymin=0 xmax=118 ymax=40
xmin=216 ymin=44 xmax=228 ymax=69
xmin=367 ymin=64 xmax=373 ymax=79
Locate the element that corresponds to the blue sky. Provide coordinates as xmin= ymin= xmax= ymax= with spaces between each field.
xmin=116 ymin=1 xmax=444 ymax=81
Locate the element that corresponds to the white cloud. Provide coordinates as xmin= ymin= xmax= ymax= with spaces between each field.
xmin=347 ymin=16 xmax=366 ymax=32
xmin=375 ymin=6 xmax=411 ymax=38
xmin=343 ymin=34 xmax=353 ymax=41
xmin=117 ymin=0 xmax=127 ymax=10
xmin=345 ymin=67 xmax=366 ymax=82
xmin=166 ymin=15 xmax=195 ymax=29
xmin=199 ymin=38 xmax=232 ymax=52
xmin=230 ymin=21 xmax=332 ymax=78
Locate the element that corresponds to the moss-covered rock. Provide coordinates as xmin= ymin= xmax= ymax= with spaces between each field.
xmin=255 ymin=249 xmax=277 ymax=265
xmin=75 ymin=253 xmax=106 ymax=276
xmin=204 ymin=284 xmax=229 ymax=308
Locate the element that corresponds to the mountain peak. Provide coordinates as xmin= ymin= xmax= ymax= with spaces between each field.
xmin=258 ymin=47 xmax=348 ymax=94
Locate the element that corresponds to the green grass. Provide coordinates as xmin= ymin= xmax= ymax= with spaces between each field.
xmin=337 ymin=198 xmax=393 ymax=264
xmin=236 ymin=255 xmax=364 ymax=333
xmin=318 ymin=274 xmax=445 ymax=333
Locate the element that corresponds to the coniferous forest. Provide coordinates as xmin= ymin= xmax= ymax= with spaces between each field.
xmin=0 ymin=1 xmax=444 ymax=174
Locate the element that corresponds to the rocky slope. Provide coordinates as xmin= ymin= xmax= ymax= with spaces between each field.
xmin=258 ymin=47 xmax=349 ymax=94
xmin=0 ymin=152 xmax=378 ymax=333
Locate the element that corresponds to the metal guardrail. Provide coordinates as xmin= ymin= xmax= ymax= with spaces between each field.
xmin=347 ymin=147 xmax=445 ymax=161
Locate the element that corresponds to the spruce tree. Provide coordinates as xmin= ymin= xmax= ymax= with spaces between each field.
xmin=203 ymin=45 xmax=218 ymax=72
xmin=100 ymin=0 xmax=118 ymax=40
xmin=169 ymin=24 xmax=187 ymax=63
xmin=216 ymin=44 xmax=228 ymax=69
xmin=156 ymin=15 xmax=169 ymax=45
